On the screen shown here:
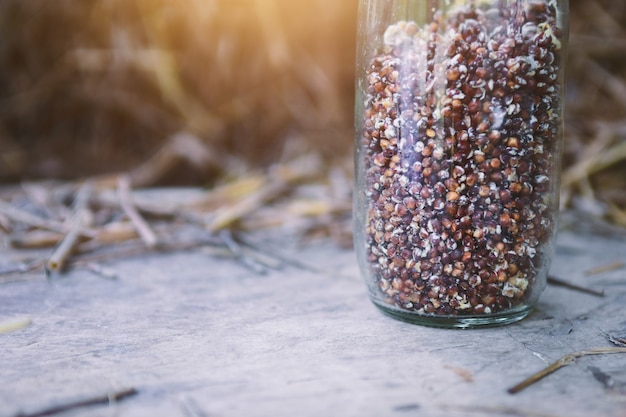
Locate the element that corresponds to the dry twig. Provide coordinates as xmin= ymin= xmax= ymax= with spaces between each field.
xmin=219 ymin=229 xmax=268 ymax=274
xmin=208 ymin=156 xmax=320 ymax=232
xmin=547 ymin=275 xmax=605 ymax=297
xmin=600 ymin=329 xmax=626 ymax=348
xmin=118 ymin=176 xmax=158 ymax=248
xmin=46 ymin=184 xmax=93 ymax=273
xmin=0 ymin=199 xmax=83 ymax=235
xmin=0 ymin=317 xmax=32 ymax=335
xmin=12 ymin=387 xmax=138 ymax=417
xmin=508 ymin=347 xmax=626 ymax=394
xmin=585 ymin=261 xmax=625 ymax=276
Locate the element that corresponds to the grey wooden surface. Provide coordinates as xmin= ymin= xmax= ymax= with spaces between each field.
xmin=1 ymin=221 xmax=626 ymax=417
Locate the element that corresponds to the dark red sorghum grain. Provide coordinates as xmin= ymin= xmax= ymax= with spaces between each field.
xmin=361 ymin=1 xmax=563 ymax=316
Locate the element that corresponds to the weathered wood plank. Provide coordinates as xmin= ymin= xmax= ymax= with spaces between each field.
xmin=1 ymin=226 xmax=625 ymax=417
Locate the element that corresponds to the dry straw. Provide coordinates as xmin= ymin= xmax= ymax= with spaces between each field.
xmin=0 ymin=0 xmax=624 ymax=226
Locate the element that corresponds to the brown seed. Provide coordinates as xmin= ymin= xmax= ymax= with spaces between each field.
xmin=373 ymin=154 xmax=386 ymax=167
xmin=404 ymin=197 xmax=417 ymax=210
xmin=396 ymin=204 xmax=408 ymax=217
xmin=468 ymin=100 xmax=481 ymax=114
xmin=446 ymin=191 xmax=460 ymax=202
xmin=488 ymin=130 xmax=501 ymax=142
xmin=445 ymin=202 xmax=458 ymax=217
xmin=479 ymin=185 xmax=491 ymax=198
xmin=468 ymin=275 xmax=481 ymax=287
xmin=452 ymin=166 xmax=465 ymax=178
xmin=490 ymin=171 xmax=504 ymax=183
xmin=482 ymin=295 xmax=496 ymax=306
xmin=466 ymin=174 xmax=478 ymax=187
xmin=476 ymin=67 xmax=488 ymax=78
xmin=510 ymin=182 xmax=523 ymax=193
xmin=446 ymin=68 xmax=461 ymax=81
xmin=507 ymin=137 xmax=520 ymax=148
xmin=460 ymin=216 xmax=472 ymax=229
xmin=499 ymin=190 xmax=512 ymax=203
xmin=445 ymin=178 xmax=460 ymax=191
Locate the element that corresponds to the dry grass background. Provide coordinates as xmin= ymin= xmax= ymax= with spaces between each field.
xmin=0 ymin=0 xmax=624 ymax=226
xmin=0 ymin=0 xmax=355 ymax=183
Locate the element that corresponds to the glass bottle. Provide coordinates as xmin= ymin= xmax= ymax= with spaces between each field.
xmin=354 ymin=0 xmax=568 ymax=328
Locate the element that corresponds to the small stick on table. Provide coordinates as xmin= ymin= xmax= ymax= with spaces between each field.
xmin=13 ymin=387 xmax=138 ymax=417
xmin=0 ymin=199 xmax=72 ymax=235
xmin=508 ymin=347 xmax=626 ymax=394
xmin=585 ymin=261 xmax=625 ymax=276
xmin=219 ymin=230 xmax=267 ymax=274
xmin=547 ymin=275 xmax=605 ymax=297
xmin=46 ymin=184 xmax=92 ymax=273
xmin=0 ymin=318 xmax=32 ymax=335
xmin=117 ymin=176 xmax=158 ymax=248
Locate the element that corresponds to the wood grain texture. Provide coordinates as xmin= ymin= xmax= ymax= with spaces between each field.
xmin=1 ymin=228 xmax=626 ymax=417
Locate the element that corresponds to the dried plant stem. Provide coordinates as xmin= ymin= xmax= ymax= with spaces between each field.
xmin=547 ymin=276 xmax=605 ymax=297
xmin=77 ymin=132 xmax=220 ymax=191
xmin=9 ymin=222 xmax=139 ymax=250
xmin=46 ymin=184 xmax=92 ymax=273
xmin=8 ymin=230 xmax=64 ymax=249
xmin=0 ymin=259 xmax=45 ymax=277
xmin=46 ymin=223 xmax=82 ymax=272
xmin=82 ymin=262 xmax=119 ymax=281
xmin=208 ymin=177 xmax=291 ymax=232
xmin=235 ymin=234 xmax=357 ymax=280
xmin=0 ymin=317 xmax=31 ymax=335
xmin=0 ymin=199 xmax=75 ymax=235
xmin=208 ymin=156 xmax=319 ymax=232
xmin=561 ymin=125 xmax=626 ymax=189
xmin=219 ymin=229 xmax=268 ymax=274
xmin=70 ymin=236 xmax=221 ymax=266
xmin=12 ymin=387 xmax=138 ymax=417
xmin=601 ymin=329 xmax=626 ymax=348
xmin=585 ymin=261 xmax=625 ymax=276
xmin=118 ymin=176 xmax=158 ymax=248
xmin=508 ymin=347 xmax=626 ymax=394
xmin=607 ymin=203 xmax=626 ymax=227
xmin=451 ymin=405 xmax=568 ymax=417
xmin=88 ymin=222 xmax=139 ymax=246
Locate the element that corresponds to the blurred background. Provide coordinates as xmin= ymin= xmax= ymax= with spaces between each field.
xmin=0 ymin=0 xmax=624 ymax=227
